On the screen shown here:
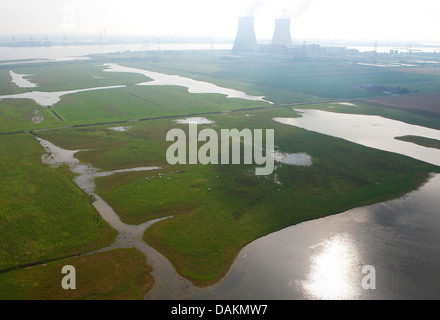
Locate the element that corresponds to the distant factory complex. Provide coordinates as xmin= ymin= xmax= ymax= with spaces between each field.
xmin=232 ymin=16 xmax=360 ymax=59
xmin=2 ymin=14 xmax=433 ymax=62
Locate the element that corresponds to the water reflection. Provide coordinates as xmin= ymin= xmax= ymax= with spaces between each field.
xmin=274 ymin=109 xmax=440 ymax=166
xmin=299 ymin=233 xmax=361 ymax=300
xmin=33 ymin=113 xmax=440 ymax=300
xmin=196 ymin=174 xmax=440 ymax=300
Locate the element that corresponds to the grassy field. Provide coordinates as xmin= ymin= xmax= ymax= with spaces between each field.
xmin=0 ymin=58 xmax=270 ymax=133
xmin=2 ymin=52 xmax=440 ymax=134
xmin=52 ymin=85 xmax=268 ymax=125
xmin=395 ymin=135 xmax=440 ymax=150
xmin=2 ymin=51 xmax=440 ymax=293
xmin=0 ymin=61 xmax=147 ymax=94
xmin=0 ymin=134 xmax=117 ymax=271
xmin=103 ymin=52 xmax=440 ymax=103
xmin=0 ymin=98 xmax=60 ymax=132
xmin=0 ymin=248 xmax=154 ymax=300
xmin=37 ymin=106 xmax=440 ymax=285
xmin=143 ymin=109 xmax=440 ymax=285
xmin=363 ymin=92 xmax=440 ymax=117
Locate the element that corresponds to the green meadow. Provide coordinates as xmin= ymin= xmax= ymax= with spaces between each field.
xmin=0 ymin=134 xmax=117 ymax=271
xmin=1 ymin=61 xmax=147 ymax=94
xmin=37 ymin=107 xmax=439 ymax=285
xmin=103 ymin=52 xmax=440 ymax=102
xmin=395 ymin=135 xmax=440 ymax=149
xmin=53 ymin=85 xmax=267 ymax=125
xmin=2 ymin=52 xmax=440 ymax=133
xmin=0 ymin=98 xmax=60 ymax=132
xmin=0 ymin=248 xmax=154 ymax=300
xmin=1 ymin=51 xmax=440 ymax=293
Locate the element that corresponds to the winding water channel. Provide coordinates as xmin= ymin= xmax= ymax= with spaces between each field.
xmin=7 ymin=46 xmax=440 ymax=299
xmin=102 ymin=63 xmax=272 ymax=104
xmin=2 ymin=63 xmax=270 ymax=116
xmin=37 ymin=105 xmax=440 ymax=299
xmin=37 ymin=138 xmax=202 ymax=298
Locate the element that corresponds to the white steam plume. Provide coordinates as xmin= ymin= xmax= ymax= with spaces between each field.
xmin=245 ymin=0 xmax=265 ymax=16
xmin=280 ymin=0 xmax=314 ymax=19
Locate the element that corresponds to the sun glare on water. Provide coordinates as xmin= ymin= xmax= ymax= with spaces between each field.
xmin=299 ymin=233 xmax=362 ymax=300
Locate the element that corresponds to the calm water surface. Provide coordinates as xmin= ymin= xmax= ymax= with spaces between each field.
xmin=0 ymin=43 xmax=232 ymax=62
xmin=200 ymin=109 xmax=440 ymax=300
xmin=274 ymin=109 xmax=440 ymax=166
xmin=193 ymin=173 xmax=440 ymax=299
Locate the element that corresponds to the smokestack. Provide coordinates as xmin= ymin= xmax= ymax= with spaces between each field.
xmin=232 ymin=17 xmax=257 ymax=53
xmin=271 ymin=18 xmax=293 ymax=47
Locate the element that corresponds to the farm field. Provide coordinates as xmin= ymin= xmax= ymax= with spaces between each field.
xmin=363 ymin=92 xmax=440 ymax=117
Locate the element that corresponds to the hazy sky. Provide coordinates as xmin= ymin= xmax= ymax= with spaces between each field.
xmin=1 ymin=0 xmax=440 ymax=42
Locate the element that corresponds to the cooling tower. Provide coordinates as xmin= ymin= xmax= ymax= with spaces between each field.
xmin=232 ymin=17 xmax=257 ymax=53
xmin=271 ymin=18 xmax=293 ymax=47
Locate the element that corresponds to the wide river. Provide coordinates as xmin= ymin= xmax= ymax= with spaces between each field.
xmin=0 ymin=43 xmax=232 ymax=63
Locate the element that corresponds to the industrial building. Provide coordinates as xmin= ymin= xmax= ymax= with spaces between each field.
xmin=271 ymin=18 xmax=293 ymax=47
xmin=232 ymin=17 xmax=257 ymax=53
xmin=232 ymin=16 xmax=360 ymax=59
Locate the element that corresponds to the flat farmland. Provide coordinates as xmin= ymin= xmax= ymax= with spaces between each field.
xmin=363 ymin=92 xmax=440 ymax=117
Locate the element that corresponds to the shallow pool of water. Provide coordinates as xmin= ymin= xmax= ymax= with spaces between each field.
xmin=174 ymin=117 xmax=215 ymax=125
xmin=0 ymin=85 xmax=126 ymax=107
xmin=273 ymin=151 xmax=313 ymax=166
xmin=9 ymin=71 xmax=38 ymax=88
xmin=108 ymin=126 xmax=133 ymax=132
xmin=274 ymin=109 xmax=440 ymax=166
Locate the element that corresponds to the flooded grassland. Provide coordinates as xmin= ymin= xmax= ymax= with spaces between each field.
xmin=2 ymin=54 xmax=440 ymax=299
